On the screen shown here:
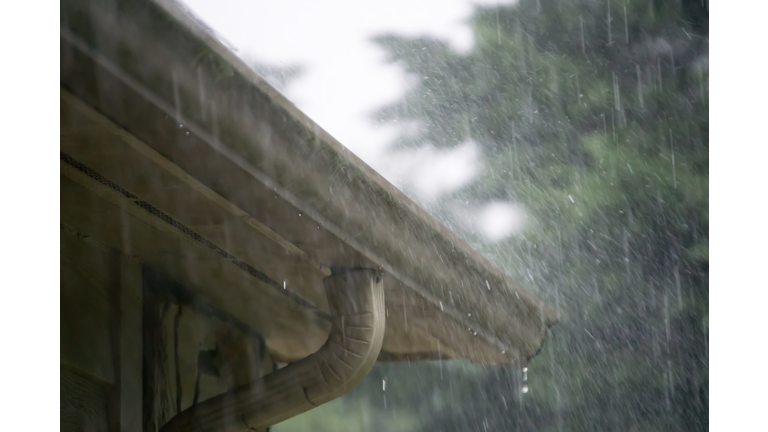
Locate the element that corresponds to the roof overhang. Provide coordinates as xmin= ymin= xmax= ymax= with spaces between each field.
xmin=60 ymin=0 xmax=558 ymax=366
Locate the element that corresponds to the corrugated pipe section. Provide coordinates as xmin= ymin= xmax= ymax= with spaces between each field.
xmin=160 ymin=269 xmax=386 ymax=432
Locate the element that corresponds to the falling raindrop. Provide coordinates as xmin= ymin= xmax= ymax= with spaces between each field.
xmin=522 ymin=385 xmax=529 ymax=394
xmin=172 ymin=70 xmax=182 ymax=123
xmin=637 ymin=64 xmax=644 ymax=109
xmin=670 ymin=129 xmax=677 ymax=189
xmin=674 ymin=265 xmax=683 ymax=311
xmin=658 ymin=57 xmax=663 ymax=90
xmin=438 ymin=340 xmax=443 ymax=380
xmin=665 ymin=362 xmax=672 ymax=412
xmin=607 ymin=1 xmax=612 ymax=46
xmin=664 ymin=289 xmax=671 ymax=343
xmin=623 ymin=5 xmax=629 ymax=44
xmin=197 ymin=67 xmax=207 ymax=121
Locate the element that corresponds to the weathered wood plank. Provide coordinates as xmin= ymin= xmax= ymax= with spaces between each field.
xmin=119 ymin=255 xmax=143 ymax=431
xmin=61 ymin=172 xmax=331 ymax=362
xmin=61 ymin=227 xmax=117 ymax=384
xmin=61 ymin=365 xmax=110 ymax=432
xmin=60 ymin=92 xmax=331 ymax=309
xmin=142 ymin=273 xmax=277 ymax=431
xmin=59 ymin=94 xmax=510 ymax=365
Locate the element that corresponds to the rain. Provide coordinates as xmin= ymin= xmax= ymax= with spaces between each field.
xmin=164 ymin=0 xmax=707 ymax=430
xmin=48 ymin=0 xmax=730 ymax=431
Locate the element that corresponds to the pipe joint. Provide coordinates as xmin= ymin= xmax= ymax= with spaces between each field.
xmin=161 ymin=269 xmax=386 ymax=432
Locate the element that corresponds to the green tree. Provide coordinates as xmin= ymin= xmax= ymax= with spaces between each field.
xmin=371 ymin=0 xmax=708 ymax=430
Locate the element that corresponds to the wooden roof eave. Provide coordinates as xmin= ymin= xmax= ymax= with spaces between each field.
xmin=60 ymin=0 xmax=558 ymax=366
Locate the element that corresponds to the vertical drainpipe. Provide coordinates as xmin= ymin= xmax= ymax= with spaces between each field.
xmin=161 ymin=269 xmax=386 ymax=432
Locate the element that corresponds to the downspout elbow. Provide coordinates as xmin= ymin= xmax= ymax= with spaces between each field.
xmin=160 ymin=269 xmax=386 ymax=432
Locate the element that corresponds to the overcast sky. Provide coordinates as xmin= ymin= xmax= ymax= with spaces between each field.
xmin=179 ymin=0 xmax=523 ymax=241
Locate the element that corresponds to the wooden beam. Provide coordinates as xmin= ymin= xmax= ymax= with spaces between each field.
xmin=60 ymin=226 xmax=117 ymax=384
xmin=119 ymin=255 xmax=143 ymax=431
xmin=60 ymin=165 xmax=331 ymax=363
xmin=61 ymin=90 xmax=330 ymax=279
xmin=61 ymin=366 xmax=110 ymax=432
xmin=59 ymin=94 xmax=512 ymax=366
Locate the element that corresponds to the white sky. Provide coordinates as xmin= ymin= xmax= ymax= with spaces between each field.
xmin=179 ymin=0 xmax=523 ymax=241
xmin=477 ymin=202 xmax=525 ymax=242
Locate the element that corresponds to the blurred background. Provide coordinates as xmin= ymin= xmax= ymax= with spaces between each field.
xmin=178 ymin=0 xmax=709 ymax=430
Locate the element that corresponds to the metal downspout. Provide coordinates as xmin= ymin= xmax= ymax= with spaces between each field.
xmin=160 ymin=269 xmax=386 ymax=432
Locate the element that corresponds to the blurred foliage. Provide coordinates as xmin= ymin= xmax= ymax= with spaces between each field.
xmin=278 ymin=0 xmax=707 ymax=431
